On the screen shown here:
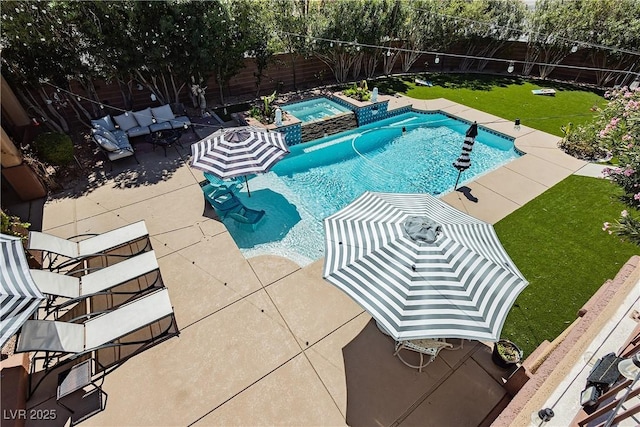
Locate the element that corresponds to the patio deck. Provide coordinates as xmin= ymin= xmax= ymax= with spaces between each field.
xmin=10 ymin=97 xmax=592 ymax=426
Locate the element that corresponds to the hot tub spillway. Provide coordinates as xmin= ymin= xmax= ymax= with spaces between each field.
xmin=301 ymin=112 xmax=358 ymax=143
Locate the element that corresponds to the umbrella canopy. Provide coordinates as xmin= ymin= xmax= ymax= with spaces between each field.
xmin=323 ymin=192 xmax=528 ymax=342
xmin=0 ymin=234 xmax=45 ymax=347
xmin=190 ymin=126 xmax=289 ymax=180
xmin=453 ymin=121 xmax=478 ymax=172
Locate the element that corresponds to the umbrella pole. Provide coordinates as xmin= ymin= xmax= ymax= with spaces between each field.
xmin=454 ymin=170 xmax=462 ymax=190
xmin=244 ymin=175 xmax=251 ymax=197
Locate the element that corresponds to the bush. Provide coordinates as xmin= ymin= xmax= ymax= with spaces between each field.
xmin=33 ymin=132 xmax=74 ymax=166
xmin=558 ymin=121 xmax=608 ymax=160
xmin=342 ymin=81 xmax=372 ymax=102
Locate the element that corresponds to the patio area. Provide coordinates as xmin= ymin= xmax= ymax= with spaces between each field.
xmin=7 ymin=96 xmax=590 ymax=426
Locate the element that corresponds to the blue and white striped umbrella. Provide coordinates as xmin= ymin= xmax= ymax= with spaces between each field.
xmin=323 ymin=192 xmax=528 ymax=342
xmin=190 ymin=126 xmax=289 ymax=179
xmin=1 ymin=234 xmax=44 ymax=347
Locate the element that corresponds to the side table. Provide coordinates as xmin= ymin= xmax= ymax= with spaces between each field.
xmin=57 ymin=359 xmax=107 ymax=424
xmin=149 ymin=129 xmax=183 ymax=157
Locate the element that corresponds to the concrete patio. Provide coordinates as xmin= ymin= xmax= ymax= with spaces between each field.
xmin=11 ymin=97 xmax=593 ymax=426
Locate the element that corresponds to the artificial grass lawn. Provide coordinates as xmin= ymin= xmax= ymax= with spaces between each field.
xmin=494 ymin=175 xmax=639 ymax=356
xmin=376 ymin=74 xmax=606 ymax=136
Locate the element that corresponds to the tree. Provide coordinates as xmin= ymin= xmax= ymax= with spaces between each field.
xmin=526 ymin=0 xmax=583 ymax=79
xmin=398 ymin=0 xmax=457 ymax=73
xmin=574 ymin=0 xmax=640 ymax=87
xmin=273 ymin=0 xmax=315 ymax=90
xmin=452 ymin=0 xmax=526 ymax=72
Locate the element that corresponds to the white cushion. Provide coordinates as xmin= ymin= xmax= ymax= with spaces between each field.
xmin=132 ymin=107 xmax=154 ymax=128
xmin=113 ymin=112 xmax=140 ymax=131
xmin=94 ymin=134 xmax=120 ymax=152
xmin=151 ymin=105 xmax=175 ymax=123
xmin=91 ymin=115 xmax=117 ymax=132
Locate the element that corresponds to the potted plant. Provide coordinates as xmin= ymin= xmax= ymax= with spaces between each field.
xmin=492 ymin=339 xmax=523 ymax=368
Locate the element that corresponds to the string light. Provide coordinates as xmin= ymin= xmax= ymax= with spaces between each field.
xmin=571 ymin=45 xmax=578 ymax=53
xmin=507 ymin=61 xmax=515 ymax=73
xmin=277 ymin=31 xmax=640 ymax=78
xmin=386 ymin=49 xmax=391 ymax=57
xmin=410 ymin=8 xmax=640 ymax=57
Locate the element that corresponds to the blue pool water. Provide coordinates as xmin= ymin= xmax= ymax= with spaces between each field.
xmin=222 ymin=112 xmax=521 ymax=266
xmin=282 ymin=97 xmax=352 ymax=123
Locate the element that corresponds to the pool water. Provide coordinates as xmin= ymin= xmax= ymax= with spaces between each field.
xmin=282 ymin=97 xmax=352 ymax=123
xmin=223 ymin=112 xmax=521 ymax=266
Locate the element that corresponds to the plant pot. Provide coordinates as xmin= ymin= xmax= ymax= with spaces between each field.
xmin=492 ymin=339 xmax=523 ymax=368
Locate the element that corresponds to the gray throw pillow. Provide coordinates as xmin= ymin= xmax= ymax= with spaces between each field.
xmin=91 ymin=115 xmax=117 ymax=132
xmin=151 ymin=105 xmax=175 ymax=123
xmin=92 ymin=129 xmax=119 ymax=145
xmin=132 ymin=107 xmax=154 ymax=128
xmin=113 ymin=112 xmax=140 ymax=131
xmin=94 ymin=133 xmax=120 ymax=152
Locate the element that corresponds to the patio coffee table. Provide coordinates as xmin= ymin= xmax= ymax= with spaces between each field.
xmin=149 ymin=129 xmax=183 ymax=156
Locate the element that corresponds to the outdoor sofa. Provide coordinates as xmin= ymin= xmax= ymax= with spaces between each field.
xmin=90 ymin=104 xmax=192 ymax=167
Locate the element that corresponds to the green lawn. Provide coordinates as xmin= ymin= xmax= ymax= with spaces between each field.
xmin=375 ymin=73 xmax=636 ymax=356
xmin=376 ymin=74 xmax=606 ymax=136
xmin=494 ymin=175 xmax=639 ymax=356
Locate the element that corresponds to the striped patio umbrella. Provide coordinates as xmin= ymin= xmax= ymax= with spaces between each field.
xmin=1 ymin=234 xmax=45 ymax=347
xmin=453 ymin=121 xmax=478 ymax=190
xmin=323 ymin=192 xmax=528 ymax=342
xmin=190 ymin=126 xmax=289 ymax=196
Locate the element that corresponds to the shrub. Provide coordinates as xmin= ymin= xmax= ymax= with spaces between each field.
xmin=33 ymin=132 xmax=74 ymax=166
xmin=558 ymin=121 xmax=608 ymax=160
xmin=1 ymin=210 xmax=30 ymax=240
xmin=342 ymin=81 xmax=371 ymax=102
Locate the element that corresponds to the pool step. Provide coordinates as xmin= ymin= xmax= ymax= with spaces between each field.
xmin=301 ymin=112 xmax=358 ymax=143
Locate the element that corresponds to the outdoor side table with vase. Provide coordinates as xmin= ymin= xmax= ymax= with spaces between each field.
xmin=149 ymin=129 xmax=183 ymax=156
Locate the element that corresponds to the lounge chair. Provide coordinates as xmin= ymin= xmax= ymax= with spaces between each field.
xmin=203 ymin=172 xmax=244 ymax=192
xmin=31 ymin=250 xmax=161 ymax=316
xmin=394 ymin=338 xmax=453 ymax=372
xmin=202 ymin=183 xmax=243 ymax=217
xmin=16 ymin=287 xmax=174 ymax=354
xmin=28 ymin=221 xmax=150 ymax=270
xmin=227 ymin=205 xmax=266 ymax=228
xmin=16 ymin=288 xmax=178 ymax=396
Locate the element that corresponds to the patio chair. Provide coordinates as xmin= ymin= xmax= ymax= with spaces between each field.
xmin=16 ymin=288 xmax=178 ymax=396
xmin=202 ymin=183 xmax=243 ymax=217
xmin=31 ymin=250 xmax=161 ymax=316
xmin=28 ymin=221 xmax=150 ymax=271
xmin=394 ymin=338 xmax=453 ymax=372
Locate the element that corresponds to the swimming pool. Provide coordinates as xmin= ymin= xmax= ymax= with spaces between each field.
xmin=282 ymin=97 xmax=352 ymax=123
xmin=223 ymin=111 xmax=521 ymax=266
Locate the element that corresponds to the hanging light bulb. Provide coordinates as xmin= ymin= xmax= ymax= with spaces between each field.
xmin=99 ymin=104 xmax=105 ymax=110
xmin=329 ymin=41 xmax=333 ymax=47
xmin=150 ymin=93 xmax=157 ymax=101
xmin=77 ymin=96 xmax=81 ymax=102
xmin=507 ymin=61 xmax=515 ymax=73
xmin=124 ymin=111 xmax=129 ymax=116
xmin=571 ymin=44 xmax=578 ymax=53
xmin=514 ymin=118 xmax=521 ymax=131
xmin=386 ymin=49 xmax=391 ymax=57
xmin=434 ymin=55 xmax=440 ymax=64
